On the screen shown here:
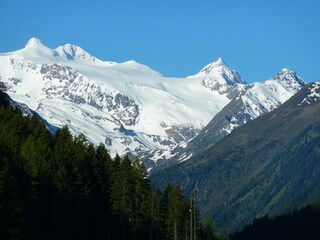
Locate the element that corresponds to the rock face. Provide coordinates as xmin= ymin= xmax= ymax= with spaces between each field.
xmin=199 ymin=57 xmax=246 ymax=94
xmin=0 ymin=38 xmax=305 ymax=169
xmin=39 ymin=63 xmax=140 ymax=126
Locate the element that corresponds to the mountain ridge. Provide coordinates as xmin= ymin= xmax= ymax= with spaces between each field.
xmin=0 ymin=37 xmax=305 ymax=169
xmin=148 ymin=68 xmax=305 ymax=167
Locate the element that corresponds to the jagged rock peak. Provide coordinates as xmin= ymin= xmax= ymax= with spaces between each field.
xmin=199 ymin=57 xmax=246 ymax=86
xmin=267 ymin=68 xmax=306 ymax=96
xmin=274 ymin=68 xmax=295 ymax=80
xmin=274 ymin=68 xmax=305 ymax=86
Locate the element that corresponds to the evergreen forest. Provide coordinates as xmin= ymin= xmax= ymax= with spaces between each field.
xmin=0 ymin=95 xmax=226 ymax=239
xmin=231 ymin=201 xmax=320 ymax=240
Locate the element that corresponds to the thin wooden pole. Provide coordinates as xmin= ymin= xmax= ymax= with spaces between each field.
xmin=190 ymin=194 xmax=193 ymax=240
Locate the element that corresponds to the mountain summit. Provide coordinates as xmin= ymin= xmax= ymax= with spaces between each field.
xmin=189 ymin=57 xmax=246 ymax=94
xmin=0 ymin=38 xmax=306 ymax=169
xmin=273 ymin=68 xmax=305 ymax=93
xmin=148 ymin=67 xmax=305 ymax=166
xmin=25 ymin=37 xmax=44 ymax=48
xmin=200 ymin=57 xmax=226 ymax=72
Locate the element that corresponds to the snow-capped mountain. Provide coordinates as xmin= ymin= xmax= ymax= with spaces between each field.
xmin=299 ymin=81 xmax=320 ymax=106
xmin=0 ymin=38 xmax=233 ymax=166
xmin=219 ymin=68 xmax=305 ymax=134
xmin=188 ymin=57 xmax=246 ymax=95
xmin=0 ymin=38 xmax=305 ymax=169
xmin=151 ymin=81 xmax=320 ymax=233
xmin=148 ymin=69 xmax=305 ymax=167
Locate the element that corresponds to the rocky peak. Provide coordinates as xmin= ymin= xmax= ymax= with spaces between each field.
xmin=273 ymin=68 xmax=305 ymax=92
xmin=199 ymin=58 xmax=245 ymax=95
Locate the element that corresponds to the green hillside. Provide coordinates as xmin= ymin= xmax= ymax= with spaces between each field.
xmin=151 ymin=82 xmax=320 ymax=233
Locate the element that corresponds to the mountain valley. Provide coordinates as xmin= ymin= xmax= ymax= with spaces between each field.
xmin=1 ymin=38 xmax=320 ymax=237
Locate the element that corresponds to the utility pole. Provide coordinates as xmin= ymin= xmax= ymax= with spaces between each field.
xmin=193 ymin=194 xmax=196 ymax=240
xmin=185 ymin=220 xmax=188 ymax=240
xmin=190 ymin=194 xmax=193 ymax=240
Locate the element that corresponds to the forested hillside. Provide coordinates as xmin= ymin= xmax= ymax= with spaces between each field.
xmin=0 ymin=90 xmax=226 ymax=240
xmin=231 ymin=200 xmax=320 ymax=240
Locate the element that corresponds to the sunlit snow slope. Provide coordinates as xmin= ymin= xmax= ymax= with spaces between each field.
xmin=0 ymin=38 xmax=230 ymax=163
xmin=0 ymin=38 xmax=305 ymax=169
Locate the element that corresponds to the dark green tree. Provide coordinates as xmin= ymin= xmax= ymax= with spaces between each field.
xmin=0 ymin=96 xmax=219 ymax=240
xmin=203 ymin=218 xmax=217 ymax=240
xmin=167 ymin=186 xmax=186 ymax=240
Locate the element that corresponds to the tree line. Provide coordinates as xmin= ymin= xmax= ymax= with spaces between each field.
xmin=0 ymin=100 xmax=225 ymax=239
xmin=231 ymin=200 xmax=320 ymax=240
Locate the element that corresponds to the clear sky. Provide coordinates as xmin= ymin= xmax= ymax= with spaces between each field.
xmin=1 ymin=0 xmax=319 ymax=82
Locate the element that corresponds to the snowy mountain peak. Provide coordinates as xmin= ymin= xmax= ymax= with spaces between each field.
xmin=210 ymin=57 xmax=225 ymax=67
xmin=280 ymin=67 xmax=290 ymax=73
xmin=212 ymin=57 xmax=225 ymax=66
xmin=274 ymin=68 xmax=297 ymax=81
xmin=55 ymin=44 xmax=97 ymax=62
xmin=273 ymin=68 xmax=305 ymax=92
xmin=199 ymin=58 xmax=245 ymax=84
xmin=191 ymin=58 xmax=246 ymax=94
xmin=25 ymin=37 xmax=45 ymax=48
xmin=200 ymin=57 xmax=226 ymax=74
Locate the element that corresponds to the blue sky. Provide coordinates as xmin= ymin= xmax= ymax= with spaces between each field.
xmin=1 ymin=0 xmax=319 ymax=82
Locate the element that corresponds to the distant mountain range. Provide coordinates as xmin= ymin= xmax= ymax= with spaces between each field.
xmin=151 ymin=81 xmax=320 ymax=233
xmin=148 ymin=68 xmax=305 ymax=167
xmin=0 ymin=38 xmax=305 ymax=169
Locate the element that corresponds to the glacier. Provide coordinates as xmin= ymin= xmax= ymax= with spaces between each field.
xmin=0 ymin=38 xmax=305 ymax=169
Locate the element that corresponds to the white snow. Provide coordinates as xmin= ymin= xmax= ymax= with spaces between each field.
xmin=0 ymin=38 xmax=231 ymax=157
xmin=300 ymin=81 xmax=320 ymax=105
xmin=241 ymin=70 xmax=305 ymax=119
xmin=0 ymin=38 xmax=306 ymax=164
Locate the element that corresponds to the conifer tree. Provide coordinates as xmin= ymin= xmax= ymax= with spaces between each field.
xmin=167 ymin=186 xmax=186 ymax=240
xmin=203 ymin=218 xmax=217 ymax=240
xmin=0 ymin=99 xmax=223 ymax=240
